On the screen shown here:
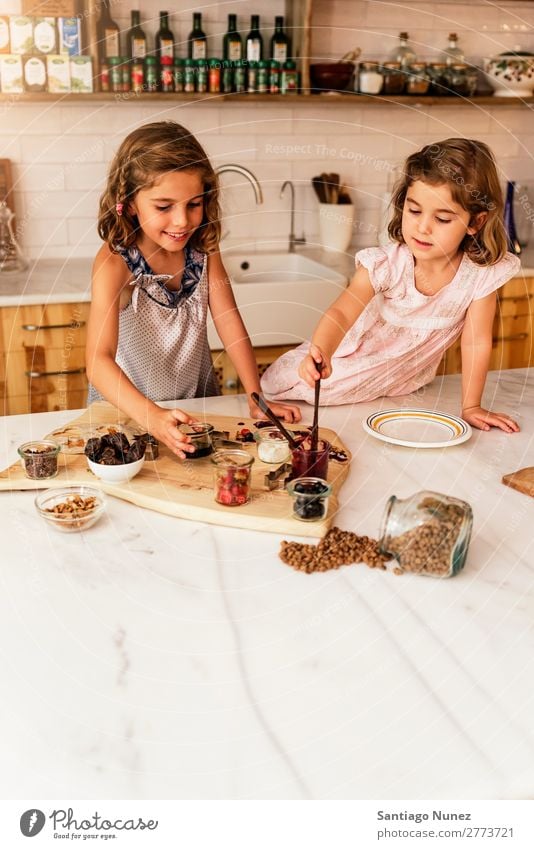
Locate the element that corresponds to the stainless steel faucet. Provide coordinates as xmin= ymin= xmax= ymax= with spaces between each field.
xmin=280 ymin=180 xmax=306 ymax=253
xmin=215 ymin=164 xmax=263 ymax=204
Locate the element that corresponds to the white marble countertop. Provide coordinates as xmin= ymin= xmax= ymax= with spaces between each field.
xmin=1 ymin=369 xmax=534 ymax=800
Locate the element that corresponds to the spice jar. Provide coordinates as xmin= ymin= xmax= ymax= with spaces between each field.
xmin=447 ymin=62 xmax=477 ymax=96
xmin=208 ymin=58 xmax=221 ymax=92
xmin=358 ymin=61 xmax=383 ymax=94
xmin=173 ymin=57 xmax=185 ymax=92
xmin=381 ymin=61 xmax=405 ymax=94
xmin=18 ymin=440 xmax=61 ymax=480
xmin=254 ymin=430 xmax=290 ymax=464
xmin=269 ymin=59 xmax=280 ymax=93
xmin=427 ymin=62 xmax=449 ymax=96
xmin=290 ymin=438 xmax=330 ymax=481
xmin=221 ymin=59 xmax=233 ymax=93
xmin=233 ymin=59 xmax=246 ymax=92
xmin=195 ymin=58 xmax=208 ymax=92
xmin=144 ymin=56 xmax=158 ymax=92
xmin=379 ymin=491 xmax=473 ymax=577
xmin=212 ymin=449 xmax=254 ymax=506
xmin=247 ymin=60 xmax=258 ymax=92
xmin=184 ymin=58 xmax=195 ymax=92
xmin=130 ymin=57 xmax=144 ymax=93
xmin=406 ymin=62 xmax=430 ymax=95
xmin=257 ymin=60 xmax=269 ymax=93
xmin=121 ymin=58 xmax=131 ymax=92
xmin=178 ymin=422 xmax=214 ymax=459
xmin=108 ymin=56 xmax=123 ymax=93
xmin=281 ymin=59 xmax=298 ymax=94
xmin=160 ymin=55 xmax=173 ymax=92
xmin=286 ymin=477 xmax=332 ymax=522
xmin=100 ymin=58 xmax=110 ymax=92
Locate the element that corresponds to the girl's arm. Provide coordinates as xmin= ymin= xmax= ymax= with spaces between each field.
xmin=299 ymin=264 xmax=375 ymax=386
xmin=85 ymin=245 xmax=197 ymax=457
xmin=460 ymin=292 xmax=519 ymax=432
xmin=207 ymin=252 xmax=301 ymax=422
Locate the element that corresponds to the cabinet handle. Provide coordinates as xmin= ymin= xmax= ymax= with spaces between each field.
xmin=22 ymin=321 xmax=86 ymax=331
xmin=25 ymin=367 xmax=86 ymax=378
xmin=494 ymin=332 xmax=529 ymax=342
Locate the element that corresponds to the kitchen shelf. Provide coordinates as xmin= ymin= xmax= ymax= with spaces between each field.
xmin=3 ymin=92 xmax=534 ymax=106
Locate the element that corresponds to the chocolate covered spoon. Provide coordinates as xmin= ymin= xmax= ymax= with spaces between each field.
xmin=250 ymin=393 xmax=300 ymax=450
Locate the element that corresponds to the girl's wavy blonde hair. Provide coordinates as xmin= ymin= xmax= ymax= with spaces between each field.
xmin=388 ymin=138 xmax=507 ymax=265
xmin=98 ymin=121 xmax=220 ymax=253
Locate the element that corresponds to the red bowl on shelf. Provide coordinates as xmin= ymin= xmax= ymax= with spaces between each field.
xmin=310 ymin=62 xmax=354 ymax=92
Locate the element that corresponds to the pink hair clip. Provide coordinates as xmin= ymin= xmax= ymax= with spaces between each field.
xmin=115 ymin=202 xmax=124 ymax=216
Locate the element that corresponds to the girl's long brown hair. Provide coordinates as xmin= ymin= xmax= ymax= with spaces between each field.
xmin=98 ymin=121 xmax=220 ymax=253
xmin=388 ymin=138 xmax=508 ymax=265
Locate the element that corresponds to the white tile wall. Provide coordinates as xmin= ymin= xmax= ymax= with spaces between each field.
xmin=3 ymin=0 xmax=534 ymax=257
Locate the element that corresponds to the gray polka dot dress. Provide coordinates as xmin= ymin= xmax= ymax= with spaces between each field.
xmin=88 ymin=243 xmax=219 ymax=404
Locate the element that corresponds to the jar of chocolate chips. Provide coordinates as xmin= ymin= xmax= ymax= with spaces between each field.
xmin=18 ymin=440 xmax=61 ymax=480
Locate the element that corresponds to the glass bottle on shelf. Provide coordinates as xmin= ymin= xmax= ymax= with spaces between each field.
xmin=504 ymin=181 xmax=522 ymax=256
xmin=246 ymin=15 xmax=263 ymax=62
xmin=97 ymin=0 xmax=120 ymax=60
xmin=128 ymin=11 xmax=146 ymax=60
xmin=188 ymin=12 xmax=207 ymax=60
xmin=271 ymin=16 xmax=290 ymax=63
xmin=223 ymin=14 xmax=242 ymax=61
xmin=441 ymin=32 xmax=464 ymax=67
xmin=156 ymin=11 xmax=174 ymax=60
xmin=389 ymin=31 xmax=416 ymax=69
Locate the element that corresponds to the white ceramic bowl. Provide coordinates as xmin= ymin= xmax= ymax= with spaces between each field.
xmin=484 ymin=53 xmax=534 ymax=97
xmin=86 ymin=455 xmax=145 ymax=483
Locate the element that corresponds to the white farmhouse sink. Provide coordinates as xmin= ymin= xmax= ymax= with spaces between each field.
xmin=207 ymin=251 xmax=348 ymax=348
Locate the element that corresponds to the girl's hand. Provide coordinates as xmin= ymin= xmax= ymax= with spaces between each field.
xmin=248 ymin=396 xmax=301 ymax=423
xmin=146 ymin=407 xmax=199 ymax=458
xmin=298 ymin=344 xmax=331 ymax=388
xmin=462 ymin=406 xmax=520 ymax=433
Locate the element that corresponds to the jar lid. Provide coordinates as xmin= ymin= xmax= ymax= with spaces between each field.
xmin=173 ymin=57 xmax=185 ymax=65
xmin=382 ymin=61 xmax=401 ymax=69
xmin=108 ymin=56 xmax=122 ymax=65
xmin=410 ymin=62 xmax=427 ymax=70
xmin=283 ymin=60 xmax=297 ymax=69
xmin=429 ymin=62 xmax=447 ymax=68
xmin=258 ymin=60 xmax=269 ymax=68
xmin=160 ymin=55 xmax=173 ymax=65
xmin=208 ymin=57 xmax=221 ymax=66
xmin=451 ymin=62 xmax=468 ymax=69
xmin=145 ymin=56 xmax=157 ymax=65
xmin=360 ymin=61 xmax=379 ymax=70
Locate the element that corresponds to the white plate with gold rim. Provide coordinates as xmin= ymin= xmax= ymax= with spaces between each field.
xmin=363 ymin=408 xmax=472 ymax=448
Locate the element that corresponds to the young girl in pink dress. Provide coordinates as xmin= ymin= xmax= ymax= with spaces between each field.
xmin=262 ymin=138 xmax=521 ymax=432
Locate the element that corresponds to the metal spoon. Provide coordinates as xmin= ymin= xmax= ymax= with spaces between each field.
xmin=250 ymin=393 xmax=300 ymax=450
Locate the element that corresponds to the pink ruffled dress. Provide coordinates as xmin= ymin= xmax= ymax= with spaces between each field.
xmin=261 ymin=243 xmax=521 ymax=406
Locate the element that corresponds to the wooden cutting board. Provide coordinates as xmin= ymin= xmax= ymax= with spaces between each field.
xmin=0 ymin=401 xmax=352 ymax=537
xmin=502 ymin=467 xmax=534 ymax=498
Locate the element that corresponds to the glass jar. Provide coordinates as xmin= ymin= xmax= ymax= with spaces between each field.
xmin=247 ymin=60 xmax=258 ymax=92
xmin=222 ymin=59 xmax=233 ymax=93
xmin=257 ymin=60 xmax=269 ymax=93
xmin=130 ymin=57 xmax=144 ymax=93
xmin=254 ymin=430 xmax=290 ymax=464
xmin=100 ymin=58 xmax=110 ymax=93
xmin=286 ymin=477 xmax=332 ymax=522
xmin=212 ymin=449 xmax=254 ymax=506
xmin=109 ymin=56 xmax=122 ymax=93
xmin=144 ymin=56 xmax=158 ymax=92
xmin=184 ymin=58 xmax=195 ymax=92
xmin=179 ymin=422 xmax=214 ymax=458
xmin=290 ymin=439 xmax=330 ymax=481
xmin=379 ymin=491 xmax=473 ymax=577
xmin=381 ymin=61 xmax=405 ymax=94
xmin=406 ymin=62 xmax=430 ymax=95
xmin=208 ymin=57 xmax=221 ymax=92
xmin=18 ymin=440 xmax=60 ymax=480
xmin=281 ymin=59 xmax=298 ymax=94
xmin=447 ymin=62 xmax=477 ymax=97
xmin=233 ymin=59 xmax=246 ymax=92
xmin=173 ymin=57 xmax=185 ymax=92
xmin=427 ymin=62 xmax=449 ymax=96
xmin=269 ymin=60 xmax=280 ymax=93
xmin=160 ymin=55 xmax=173 ymax=92
xmin=358 ymin=61 xmax=383 ymax=94
xmin=195 ymin=58 xmax=208 ymax=92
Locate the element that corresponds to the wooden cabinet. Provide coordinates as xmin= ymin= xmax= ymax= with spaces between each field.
xmin=211 ymin=345 xmax=297 ymax=395
xmin=0 ymin=302 xmax=89 ymax=415
xmin=437 ymin=275 xmax=534 ymax=375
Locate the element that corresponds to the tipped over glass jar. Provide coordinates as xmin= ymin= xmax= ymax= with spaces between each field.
xmin=379 ymin=491 xmax=473 ymax=577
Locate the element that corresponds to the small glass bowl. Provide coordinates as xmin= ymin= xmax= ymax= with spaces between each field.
xmin=212 ymin=449 xmax=254 ymax=506
xmin=286 ymin=476 xmax=332 ymax=522
xmin=179 ymin=422 xmax=214 ymax=458
xmin=254 ymin=429 xmax=290 ymax=464
xmin=35 ymin=486 xmax=106 ymax=533
xmin=18 ymin=440 xmax=61 ymax=480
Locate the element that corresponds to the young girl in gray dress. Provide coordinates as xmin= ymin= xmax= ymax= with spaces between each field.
xmin=87 ymin=121 xmax=300 ymax=457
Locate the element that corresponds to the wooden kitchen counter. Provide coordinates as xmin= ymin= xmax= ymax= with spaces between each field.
xmin=0 ymin=370 xmax=533 ymax=800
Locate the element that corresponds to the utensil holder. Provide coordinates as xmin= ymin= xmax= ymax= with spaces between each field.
xmin=318 ymin=203 xmax=354 ymax=252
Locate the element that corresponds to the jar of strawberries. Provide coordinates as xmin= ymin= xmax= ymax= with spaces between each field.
xmin=212 ymin=449 xmax=255 ymax=506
